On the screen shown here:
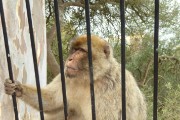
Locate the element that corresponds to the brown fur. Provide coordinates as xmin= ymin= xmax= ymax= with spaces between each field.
xmin=4 ymin=35 xmax=146 ymax=120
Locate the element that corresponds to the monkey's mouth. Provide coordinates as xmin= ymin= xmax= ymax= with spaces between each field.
xmin=65 ymin=67 xmax=79 ymax=77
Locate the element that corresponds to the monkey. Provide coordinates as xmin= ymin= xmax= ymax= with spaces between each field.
xmin=4 ymin=35 xmax=147 ymax=120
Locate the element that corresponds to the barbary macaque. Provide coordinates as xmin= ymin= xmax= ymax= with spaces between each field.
xmin=4 ymin=35 xmax=147 ymax=120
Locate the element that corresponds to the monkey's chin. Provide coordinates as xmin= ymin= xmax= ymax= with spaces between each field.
xmin=65 ymin=74 xmax=77 ymax=78
xmin=65 ymin=68 xmax=78 ymax=78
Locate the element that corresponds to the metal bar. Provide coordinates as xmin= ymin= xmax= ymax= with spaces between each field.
xmin=25 ymin=0 xmax=44 ymax=119
xmin=84 ymin=0 xmax=96 ymax=120
xmin=53 ymin=0 xmax=68 ymax=119
xmin=153 ymin=0 xmax=159 ymax=119
xmin=0 ymin=0 xmax=19 ymax=120
xmin=120 ymin=0 xmax=126 ymax=119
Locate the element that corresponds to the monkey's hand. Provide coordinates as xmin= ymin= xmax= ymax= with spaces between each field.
xmin=4 ymin=79 xmax=23 ymax=97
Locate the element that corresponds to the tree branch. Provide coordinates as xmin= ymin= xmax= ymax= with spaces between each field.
xmin=141 ymin=59 xmax=152 ymax=86
xmin=47 ymin=24 xmax=60 ymax=77
xmin=138 ymin=55 xmax=179 ymax=86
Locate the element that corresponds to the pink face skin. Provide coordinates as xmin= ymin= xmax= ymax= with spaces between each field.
xmin=65 ymin=48 xmax=87 ymax=78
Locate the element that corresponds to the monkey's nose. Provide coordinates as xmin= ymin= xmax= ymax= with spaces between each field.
xmin=68 ymin=58 xmax=73 ymax=61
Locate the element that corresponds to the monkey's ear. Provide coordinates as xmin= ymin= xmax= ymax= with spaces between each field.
xmin=104 ymin=45 xmax=110 ymax=58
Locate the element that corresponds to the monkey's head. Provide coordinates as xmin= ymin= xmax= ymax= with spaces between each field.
xmin=65 ymin=35 xmax=114 ymax=80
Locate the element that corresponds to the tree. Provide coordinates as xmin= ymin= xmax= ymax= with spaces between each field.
xmin=0 ymin=0 xmax=46 ymax=120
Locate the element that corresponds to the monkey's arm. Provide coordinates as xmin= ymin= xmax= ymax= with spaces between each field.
xmin=4 ymin=74 xmax=64 ymax=112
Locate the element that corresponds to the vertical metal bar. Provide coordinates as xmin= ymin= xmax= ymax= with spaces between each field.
xmin=120 ymin=0 xmax=126 ymax=119
xmin=84 ymin=0 xmax=96 ymax=120
xmin=53 ymin=0 xmax=68 ymax=119
xmin=0 ymin=1 xmax=19 ymax=120
xmin=25 ymin=0 xmax=44 ymax=120
xmin=153 ymin=0 xmax=159 ymax=119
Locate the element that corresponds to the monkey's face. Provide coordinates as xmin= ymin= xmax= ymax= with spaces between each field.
xmin=65 ymin=47 xmax=89 ymax=78
xmin=65 ymin=35 xmax=112 ymax=79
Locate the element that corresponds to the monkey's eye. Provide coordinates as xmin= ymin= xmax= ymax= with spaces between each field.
xmin=78 ymin=48 xmax=87 ymax=52
xmin=73 ymin=48 xmax=87 ymax=53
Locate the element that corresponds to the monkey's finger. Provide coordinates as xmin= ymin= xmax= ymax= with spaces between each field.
xmin=4 ymin=79 xmax=13 ymax=86
xmin=5 ymin=78 xmax=13 ymax=83
xmin=5 ymin=85 xmax=15 ymax=94
xmin=4 ymin=84 xmax=15 ymax=88
xmin=5 ymin=86 xmax=16 ymax=92
xmin=5 ymin=89 xmax=15 ymax=95
xmin=4 ymin=80 xmax=16 ymax=88
xmin=5 ymin=88 xmax=15 ymax=92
